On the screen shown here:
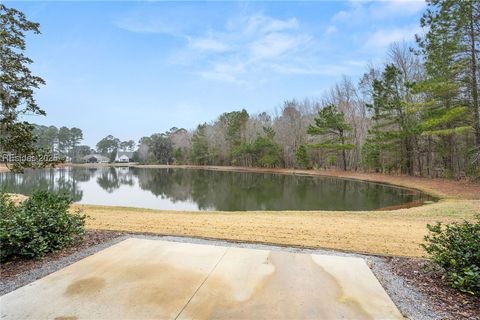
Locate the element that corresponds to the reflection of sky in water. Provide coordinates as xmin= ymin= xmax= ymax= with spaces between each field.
xmin=79 ymin=176 xmax=200 ymax=211
xmin=0 ymin=167 xmax=436 ymax=211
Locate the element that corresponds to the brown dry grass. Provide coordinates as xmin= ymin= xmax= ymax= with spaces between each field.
xmin=79 ymin=198 xmax=479 ymax=258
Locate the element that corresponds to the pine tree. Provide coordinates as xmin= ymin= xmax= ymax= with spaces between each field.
xmin=191 ymin=124 xmax=209 ymax=165
xmin=416 ymin=0 xmax=479 ymax=176
xmin=0 ymin=5 xmax=52 ymax=172
xmin=307 ymin=105 xmax=353 ymax=171
xmin=365 ymin=65 xmax=418 ymax=175
xmin=219 ymin=109 xmax=249 ymax=154
xmin=295 ymin=145 xmax=311 ymax=169
xmin=413 ymin=78 xmax=471 ymax=176
xmin=418 ymin=0 xmax=480 ymax=146
xmin=253 ymin=127 xmax=282 ymax=168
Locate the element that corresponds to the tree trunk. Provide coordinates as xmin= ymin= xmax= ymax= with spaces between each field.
xmin=468 ymin=3 xmax=480 ymax=147
xmin=405 ymin=137 xmax=414 ymax=176
xmin=339 ymin=130 xmax=347 ymax=171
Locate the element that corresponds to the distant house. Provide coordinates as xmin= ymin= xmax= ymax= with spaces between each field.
xmin=115 ymin=151 xmax=134 ymax=163
xmin=81 ymin=154 xmax=110 ymax=163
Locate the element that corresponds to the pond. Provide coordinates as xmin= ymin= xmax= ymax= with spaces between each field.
xmin=0 ymin=167 xmax=436 ymax=211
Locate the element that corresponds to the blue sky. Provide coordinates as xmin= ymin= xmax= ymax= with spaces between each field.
xmin=9 ymin=0 xmax=426 ymax=147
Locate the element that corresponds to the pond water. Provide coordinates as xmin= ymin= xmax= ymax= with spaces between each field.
xmin=0 ymin=167 xmax=435 ymax=211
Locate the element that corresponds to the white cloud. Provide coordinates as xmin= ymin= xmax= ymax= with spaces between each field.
xmin=269 ymin=64 xmax=352 ymax=76
xmin=116 ymin=19 xmax=172 ymax=34
xmin=187 ymin=37 xmax=231 ymax=52
xmin=332 ymin=1 xmax=365 ymax=23
xmin=332 ymin=0 xmax=425 ymax=24
xmin=243 ymin=15 xmax=299 ymax=35
xmin=365 ymin=25 xmax=421 ymax=49
xmin=345 ymin=59 xmax=367 ymax=67
xmin=324 ymin=25 xmax=337 ymax=35
xmin=117 ymin=9 xmax=382 ymax=86
xmin=170 ymin=13 xmax=317 ymax=84
xmin=249 ymin=33 xmax=310 ymax=60
xmin=372 ymin=0 xmax=426 ymax=17
xmin=196 ymin=60 xmax=248 ymax=85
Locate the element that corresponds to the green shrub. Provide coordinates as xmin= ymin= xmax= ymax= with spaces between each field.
xmin=0 ymin=191 xmax=86 ymax=260
xmin=422 ymin=216 xmax=480 ymax=295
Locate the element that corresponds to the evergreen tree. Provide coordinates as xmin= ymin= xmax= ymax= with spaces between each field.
xmin=295 ymin=145 xmax=311 ymax=169
xmin=252 ymin=127 xmax=282 ymax=168
xmin=191 ymin=124 xmax=209 ymax=165
xmin=219 ymin=109 xmax=249 ymax=160
xmin=69 ymin=127 xmax=83 ymax=160
xmin=57 ymin=126 xmax=72 ymax=156
xmin=33 ymin=125 xmax=58 ymax=153
xmin=0 ymin=5 xmax=53 ymax=172
xmin=148 ymin=133 xmax=173 ymax=164
xmin=416 ymin=0 xmax=479 ymax=176
xmin=365 ymin=65 xmax=419 ymax=175
xmin=96 ymin=135 xmax=120 ymax=155
xmin=232 ymin=127 xmax=282 ymax=168
xmin=307 ymin=105 xmax=353 ymax=171
xmin=419 ymin=1 xmax=479 ymax=137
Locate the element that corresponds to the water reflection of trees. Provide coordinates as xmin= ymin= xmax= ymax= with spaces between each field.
xmin=133 ymin=168 xmax=426 ymax=211
xmin=0 ymin=168 xmax=86 ymax=201
xmin=96 ymin=167 xmax=134 ymax=193
xmin=0 ymin=167 xmax=429 ymax=210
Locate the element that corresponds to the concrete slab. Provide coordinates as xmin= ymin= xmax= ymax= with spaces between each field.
xmin=1 ymin=239 xmax=403 ymax=320
xmin=1 ymin=239 xmax=227 ymax=319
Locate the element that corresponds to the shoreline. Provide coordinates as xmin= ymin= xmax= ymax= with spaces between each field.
xmin=67 ymin=163 xmax=480 ymax=200
xmin=2 ymin=163 xmax=479 ymax=257
xmin=4 ymin=162 xmax=479 ymax=200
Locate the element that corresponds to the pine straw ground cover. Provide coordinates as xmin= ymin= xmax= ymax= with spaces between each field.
xmin=385 ymin=257 xmax=480 ymax=319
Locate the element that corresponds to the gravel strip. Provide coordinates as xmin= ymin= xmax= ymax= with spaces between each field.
xmin=1 ymin=234 xmax=441 ymax=319
xmin=371 ymin=258 xmax=443 ymax=320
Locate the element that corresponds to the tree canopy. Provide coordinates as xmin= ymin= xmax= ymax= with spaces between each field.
xmin=0 ymin=4 xmax=52 ymax=172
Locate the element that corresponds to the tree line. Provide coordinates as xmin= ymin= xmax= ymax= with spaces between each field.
xmin=33 ymin=125 xmax=90 ymax=161
xmin=2 ymin=1 xmax=479 ymax=177
xmin=34 ymin=126 xmax=137 ymax=162
xmin=132 ymin=0 xmax=480 ymax=178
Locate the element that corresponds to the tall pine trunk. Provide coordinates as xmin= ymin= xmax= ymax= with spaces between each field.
xmin=340 ymin=130 xmax=347 ymax=171
xmin=404 ymin=137 xmax=415 ymax=176
xmin=468 ymin=2 xmax=480 ymax=147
